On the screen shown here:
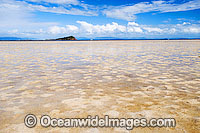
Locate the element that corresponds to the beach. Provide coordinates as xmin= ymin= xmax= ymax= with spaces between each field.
xmin=0 ymin=40 xmax=199 ymax=132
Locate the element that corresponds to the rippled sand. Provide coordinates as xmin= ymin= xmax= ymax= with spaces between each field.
xmin=0 ymin=40 xmax=199 ymax=132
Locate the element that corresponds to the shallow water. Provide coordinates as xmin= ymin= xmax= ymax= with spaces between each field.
xmin=0 ymin=40 xmax=200 ymax=132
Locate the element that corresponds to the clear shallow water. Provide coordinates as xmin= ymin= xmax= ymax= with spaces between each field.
xmin=0 ymin=40 xmax=200 ymax=132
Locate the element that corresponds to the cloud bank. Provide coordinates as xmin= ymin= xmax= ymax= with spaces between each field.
xmin=103 ymin=0 xmax=200 ymax=21
xmin=3 ymin=0 xmax=200 ymax=21
xmin=44 ymin=21 xmax=200 ymax=38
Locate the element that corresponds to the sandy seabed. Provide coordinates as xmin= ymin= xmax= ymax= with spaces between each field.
xmin=0 ymin=40 xmax=199 ymax=133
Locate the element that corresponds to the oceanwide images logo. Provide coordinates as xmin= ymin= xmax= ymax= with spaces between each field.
xmin=24 ymin=114 xmax=176 ymax=130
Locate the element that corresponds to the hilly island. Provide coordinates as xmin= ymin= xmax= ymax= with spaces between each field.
xmin=48 ymin=36 xmax=77 ymax=41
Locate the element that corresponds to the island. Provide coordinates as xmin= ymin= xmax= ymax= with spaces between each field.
xmin=50 ymin=36 xmax=77 ymax=41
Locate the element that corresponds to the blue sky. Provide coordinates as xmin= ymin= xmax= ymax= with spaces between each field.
xmin=0 ymin=0 xmax=200 ymax=39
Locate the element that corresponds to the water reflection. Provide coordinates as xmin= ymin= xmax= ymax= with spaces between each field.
xmin=0 ymin=40 xmax=200 ymax=132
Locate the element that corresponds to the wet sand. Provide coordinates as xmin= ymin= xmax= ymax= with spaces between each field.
xmin=0 ymin=40 xmax=199 ymax=132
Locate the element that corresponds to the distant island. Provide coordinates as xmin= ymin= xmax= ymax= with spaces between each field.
xmin=47 ymin=36 xmax=77 ymax=41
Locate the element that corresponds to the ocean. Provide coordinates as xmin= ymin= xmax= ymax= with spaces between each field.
xmin=0 ymin=40 xmax=199 ymax=132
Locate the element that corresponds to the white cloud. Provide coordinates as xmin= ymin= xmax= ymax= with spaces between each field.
xmin=0 ymin=0 xmax=59 ymax=38
xmin=2 ymin=19 xmax=200 ymax=38
xmin=25 ymin=0 xmax=79 ymax=5
xmin=184 ymin=27 xmax=200 ymax=33
xmin=160 ymin=0 xmax=200 ymax=13
xmin=183 ymin=22 xmax=191 ymax=25
xmin=103 ymin=0 xmax=200 ymax=21
xmin=127 ymin=22 xmax=143 ymax=33
xmin=76 ymin=21 xmax=126 ymax=34
xmin=102 ymin=8 xmax=136 ymax=21
xmin=169 ymin=28 xmax=176 ymax=34
xmin=128 ymin=22 xmax=139 ymax=26
xmin=48 ymin=25 xmax=78 ymax=34
xmin=0 ymin=0 xmax=96 ymax=38
xmin=35 ymin=29 xmax=44 ymax=34
xmin=49 ymin=26 xmax=66 ymax=34
xmin=66 ymin=25 xmax=79 ymax=31
xmin=127 ymin=27 xmax=143 ymax=33
xmin=46 ymin=21 xmax=200 ymax=38
xmin=143 ymin=27 xmax=163 ymax=33
xmin=21 ymin=0 xmax=98 ymax=16
xmin=1 ymin=0 xmax=97 ymax=17
xmin=29 ymin=4 xmax=97 ymax=16
xmin=0 ymin=0 xmax=32 ymax=26
xmin=183 ymin=27 xmax=200 ymax=33
xmin=174 ymin=22 xmax=200 ymax=33
xmin=8 ymin=29 xmax=19 ymax=34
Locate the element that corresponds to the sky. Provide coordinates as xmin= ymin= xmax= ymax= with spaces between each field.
xmin=0 ymin=0 xmax=200 ymax=39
